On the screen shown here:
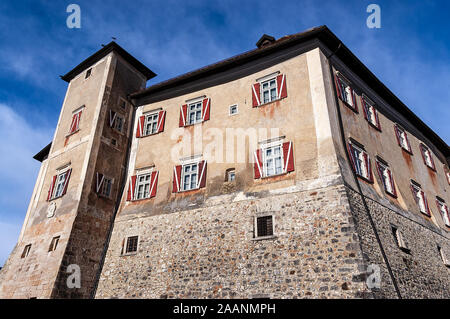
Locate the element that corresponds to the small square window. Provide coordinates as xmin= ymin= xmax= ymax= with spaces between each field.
xmin=255 ymin=216 xmax=274 ymax=238
xmin=21 ymin=244 xmax=31 ymax=258
xmin=85 ymin=68 xmax=92 ymax=79
xmin=229 ymin=104 xmax=238 ymax=116
xmin=226 ymin=169 xmax=236 ymax=182
xmin=125 ymin=236 xmax=139 ymax=254
xmin=335 ymin=75 xmax=357 ymax=110
xmin=48 ymin=236 xmax=60 ymax=252
xmin=392 ymin=227 xmax=409 ymax=252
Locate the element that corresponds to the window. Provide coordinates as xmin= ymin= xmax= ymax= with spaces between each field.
xmin=144 ymin=113 xmax=159 ymax=135
xmin=125 ymin=236 xmax=138 ymax=254
xmin=438 ymin=246 xmax=450 ymax=267
xmin=48 ymin=236 xmax=60 ymax=252
xmin=69 ymin=109 xmax=82 ymax=135
xmin=227 ymin=169 xmax=236 ymax=182
xmin=101 ymin=177 xmax=112 ymax=197
xmin=254 ymin=141 xmax=294 ymax=179
xmin=436 ymin=197 xmax=450 ymax=227
xmin=182 ymin=163 xmax=199 ymax=191
xmin=47 ymin=169 xmax=72 ymax=201
xmin=263 ymin=144 xmax=283 ymax=177
xmin=119 ymin=98 xmax=127 ymax=110
xmin=376 ymin=159 xmax=396 ymax=197
xmin=420 ymin=144 xmax=435 ymax=170
xmin=361 ymin=95 xmax=381 ymax=130
xmin=187 ymin=101 xmax=203 ymax=125
xmin=261 ymin=78 xmax=278 ymax=104
xmin=229 ymin=104 xmax=238 ymax=116
xmin=21 ymin=244 xmax=31 ymax=258
xmin=394 ymin=125 xmax=412 ymax=153
xmin=410 ymin=182 xmax=431 ymax=216
xmin=335 ymin=74 xmax=357 ymax=111
xmin=392 ymin=227 xmax=409 ymax=252
xmin=447 ymin=171 xmax=450 ymax=185
xmin=254 ymin=216 xmax=274 ymax=238
xmin=85 ymin=68 xmax=92 ymax=79
xmin=114 ymin=115 xmax=124 ymax=133
xmin=348 ymin=142 xmax=373 ymax=182
xmin=135 ymin=173 xmax=152 ymax=200
xmin=111 ymin=138 xmax=117 ymax=147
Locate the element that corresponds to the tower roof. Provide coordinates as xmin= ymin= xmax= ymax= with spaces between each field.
xmin=60 ymin=41 xmax=156 ymax=82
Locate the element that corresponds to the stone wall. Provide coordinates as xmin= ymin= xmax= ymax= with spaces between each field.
xmin=96 ymin=183 xmax=371 ymax=299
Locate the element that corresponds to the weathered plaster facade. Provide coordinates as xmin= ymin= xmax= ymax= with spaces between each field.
xmin=1 ymin=26 xmax=449 ymax=299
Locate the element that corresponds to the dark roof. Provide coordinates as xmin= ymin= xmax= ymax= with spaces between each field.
xmin=256 ymin=34 xmax=276 ymax=48
xmin=33 ymin=142 xmax=52 ymax=162
xmin=130 ymin=25 xmax=449 ymax=158
xmin=60 ymin=41 xmax=156 ymax=82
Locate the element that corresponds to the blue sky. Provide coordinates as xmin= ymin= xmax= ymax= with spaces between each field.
xmin=0 ymin=0 xmax=449 ymax=266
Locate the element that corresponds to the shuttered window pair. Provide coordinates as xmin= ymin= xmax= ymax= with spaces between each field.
xmin=410 ymin=182 xmax=431 ymax=216
xmin=109 ymin=110 xmax=124 ymax=133
xmin=436 ymin=198 xmax=450 ymax=227
xmin=334 ymin=74 xmax=358 ymax=112
xmin=136 ymin=111 xmax=166 ymax=138
xmin=253 ymin=141 xmax=294 ymax=179
xmin=347 ymin=142 xmax=373 ymax=182
xmin=126 ymin=171 xmax=159 ymax=201
xmin=251 ymin=74 xmax=287 ymax=107
xmin=361 ymin=95 xmax=381 ymax=130
xmin=394 ymin=124 xmax=412 ymax=153
xmin=179 ymin=98 xmax=210 ymax=127
xmin=419 ymin=144 xmax=436 ymax=170
xmin=47 ymin=169 xmax=72 ymax=201
xmin=69 ymin=110 xmax=82 ymax=135
xmin=172 ymin=160 xmax=207 ymax=193
xmin=375 ymin=160 xmax=397 ymax=197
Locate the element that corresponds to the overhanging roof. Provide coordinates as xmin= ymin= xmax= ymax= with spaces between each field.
xmin=130 ymin=25 xmax=449 ymax=158
xmin=33 ymin=142 xmax=51 ymax=162
xmin=61 ymin=41 xmax=156 ymax=82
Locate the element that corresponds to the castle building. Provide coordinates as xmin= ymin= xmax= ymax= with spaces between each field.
xmin=0 ymin=26 xmax=449 ymax=299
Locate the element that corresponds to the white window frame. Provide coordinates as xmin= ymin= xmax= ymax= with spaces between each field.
xmin=261 ymin=143 xmax=284 ymax=178
xmin=122 ymin=235 xmax=139 ymax=255
xmin=143 ymin=112 xmax=159 ymax=136
xmin=181 ymin=162 xmax=199 ymax=191
xmin=362 ymin=95 xmax=379 ymax=128
xmin=377 ymin=161 xmax=395 ymax=195
xmin=392 ymin=227 xmax=409 ymax=251
xmin=411 ymin=183 xmax=427 ymax=214
xmin=21 ymin=244 xmax=31 ymax=258
xmin=436 ymin=198 xmax=450 ymax=227
xmin=253 ymin=215 xmax=275 ymax=240
xmin=350 ymin=144 xmax=369 ymax=180
xmin=187 ymin=101 xmax=203 ymax=125
xmin=337 ymin=74 xmax=356 ymax=108
xmin=438 ymin=246 xmax=450 ymax=266
xmin=227 ymin=170 xmax=236 ymax=182
xmin=113 ymin=114 xmax=124 ymax=133
xmin=396 ymin=126 xmax=411 ymax=152
xmin=229 ymin=104 xmax=238 ymax=116
xmin=421 ymin=144 xmax=434 ymax=169
xmin=52 ymin=169 xmax=70 ymax=199
xmin=135 ymin=172 xmax=152 ymax=200
xmin=260 ymin=77 xmax=278 ymax=105
xmin=100 ymin=177 xmax=113 ymax=198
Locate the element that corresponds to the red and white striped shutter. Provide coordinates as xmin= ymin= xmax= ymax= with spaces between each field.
xmin=75 ymin=111 xmax=82 ymax=131
xmin=334 ymin=74 xmax=343 ymax=100
xmin=202 ymin=98 xmax=210 ymax=121
xmin=109 ymin=110 xmax=116 ymax=127
xmin=172 ymin=165 xmax=182 ymax=193
xmin=61 ymin=169 xmax=72 ymax=196
xmin=156 ymin=111 xmax=166 ymax=133
xmin=149 ymin=171 xmax=159 ymax=198
xmin=47 ymin=175 xmax=57 ymax=201
xmin=69 ymin=114 xmax=78 ymax=134
xmin=253 ymin=149 xmax=263 ymax=179
xmin=179 ymin=105 xmax=188 ymax=127
xmin=276 ymin=74 xmax=287 ymax=99
xmin=252 ymin=83 xmax=261 ymax=107
xmin=197 ymin=160 xmax=207 ymax=188
xmin=136 ymin=116 xmax=145 ymax=138
xmin=126 ymin=175 xmax=137 ymax=201
xmin=387 ymin=169 xmax=397 ymax=196
xmin=96 ymin=172 xmax=104 ymax=193
xmin=282 ymin=141 xmax=294 ymax=173
xmin=347 ymin=143 xmax=357 ymax=173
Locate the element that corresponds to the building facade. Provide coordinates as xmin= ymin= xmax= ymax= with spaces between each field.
xmin=1 ymin=26 xmax=449 ymax=299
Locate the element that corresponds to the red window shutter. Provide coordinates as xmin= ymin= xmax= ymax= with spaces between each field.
xmin=136 ymin=116 xmax=145 ymax=138
xmin=334 ymin=74 xmax=343 ymax=100
xmin=156 ymin=111 xmax=166 ymax=133
xmin=282 ymin=141 xmax=294 ymax=173
xmin=172 ymin=165 xmax=182 ymax=193
xmin=404 ymin=131 xmax=412 ymax=152
xmin=202 ymin=98 xmax=210 ymax=121
xmin=374 ymin=109 xmax=381 ymax=130
xmin=197 ymin=160 xmax=207 ymax=188
xmin=375 ymin=162 xmax=385 ymax=189
xmin=61 ymin=169 xmax=72 ymax=196
xmin=96 ymin=172 xmax=104 ymax=193
xmin=350 ymin=88 xmax=358 ymax=112
xmin=419 ymin=145 xmax=428 ymax=165
xmin=127 ymin=175 xmax=137 ymax=201
xmin=149 ymin=171 xmax=159 ymax=198
xmin=363 ymin=152 xmax=373 ymax=182
xmin=252 ymin=83 xmax=261 ymax=107
xmin=179 ymin=105 xmax=187 ymax=127
xmin=276 ymin=74 xmax=287 ymax=99
xmin=410 ymin=185 xmax=419 ymax=204
xmin=361 ymin=97 xmax=368 ymax=120
xmin=47 ymin=175 xmax=57 ymax=201
xmin=347 ymin=143 xmax=357 ymax=173
xmin=253 ymin=149 xmax=263 ymax=179
xmin=109 ymin=110 xmax=116 ymax=127
xmin=394 ymin=125 xmax=402 ymax=147
xmin=422 ymin=191 xmax=431 ymax=216
xmin=387 ymin=169 xmax=397 ymax=197
xmin=69 ymin=114 xmax=78 ymax=134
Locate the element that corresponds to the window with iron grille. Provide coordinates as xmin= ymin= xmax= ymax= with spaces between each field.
xmin=125 ymin=236 xmax=139 ymax=254
xmin=21 ymin=244 xmax=31 ymax=258
xmin=255 ymin=216 xmax=274 ymax=238
xmin=48 ymin=236 xmax=60 ymax=252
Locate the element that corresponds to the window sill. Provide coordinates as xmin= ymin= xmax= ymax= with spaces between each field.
xmin=65 ymin=129 xmax=80 ymax=138
xmin=400 ymin=146 xmax=413 ymax=156
xmin=182 ymin=120 xmax=206 ymax=128
xmin=261 ymin=171 xmax=290 ymax=180
xmin=385 ymin=190 xmax=398 ymax=199
xmin=256 ymin=97 xmax=286 ymax=108
xmin=140 ymin=131 xmax=162 ymax=138
xmin=130 ymin=196 xmax=154 ymax=202
xmin=339 ymin=99 xmax=358 ymax=113
xmin=367 ymin=121 xmax=382 ymax=132
xmin=175 ymin=187 xmax=202 ymax=194
xmin=48 ymin=195 xmax=64 ymax=202
xmin=121 ymin=252 xmax=137 ymax=257
xmin=420 ymin=210 xmax=432 ymax=218
xmin=251 ymin=235 xmax=277 ymax=241
xmin=424 ymin=164 xmax=436 ymax=172
xmin=355 ymin=174 xmax=373 ymax=184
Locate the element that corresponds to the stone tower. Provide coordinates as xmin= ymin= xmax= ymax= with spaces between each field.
xmin=0 ymin=42 xmax=155 ymax=298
